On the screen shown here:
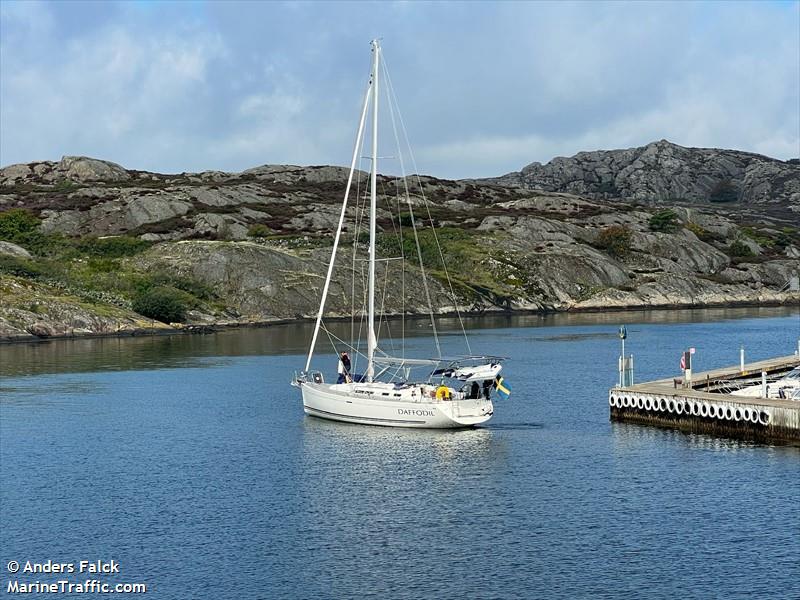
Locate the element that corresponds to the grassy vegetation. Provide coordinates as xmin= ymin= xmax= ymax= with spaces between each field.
xmin=377 ymin=226 xmax=519 ymax=304
xmin=247 ymin=223 xmax=273 ymax=238
xmin=0 ymin=209 xmax=214 ymax=321
xmin=685 ymin=221 xmax=717 ymax=242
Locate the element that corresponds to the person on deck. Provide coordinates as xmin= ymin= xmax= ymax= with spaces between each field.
xmin=470 ymin=381 xmax=480 ymax=399
xmin=337 ymin=351 xmax=352 ymax=384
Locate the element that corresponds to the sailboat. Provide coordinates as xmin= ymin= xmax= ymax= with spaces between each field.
xmin=291 ymin=40 xmax=509 ymax=428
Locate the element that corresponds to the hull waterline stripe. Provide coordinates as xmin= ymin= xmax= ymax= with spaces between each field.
xmin=304 ymin=406 xmax=426 ymax=425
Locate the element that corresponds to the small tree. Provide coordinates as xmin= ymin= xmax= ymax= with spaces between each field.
xmin=595 ymin=225 xmax=632 ymax=258
xmin=728 ymin=240 xmax=754 ymax=258
xmin=648 ymin=209 xmax=679 ymax=233
xmin=132 ymin=286 xmax=189 ymax=323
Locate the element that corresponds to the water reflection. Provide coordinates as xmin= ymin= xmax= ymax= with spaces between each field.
xmin=1 ymin=306 xmax=795 ymax=378
xmin=300 ymin=414 xmax=500 ymax=463
xmin=610 ymin=421 xmax=800 ymax=452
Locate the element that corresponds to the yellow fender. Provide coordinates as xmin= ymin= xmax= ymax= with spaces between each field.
xmin=435 ymin=385 xmax=451 ymax=400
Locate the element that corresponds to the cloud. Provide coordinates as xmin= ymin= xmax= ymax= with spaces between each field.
xmin=1 ymin=1 xmax=797 ymax=178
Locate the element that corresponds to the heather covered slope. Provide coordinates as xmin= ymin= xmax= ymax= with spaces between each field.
xmin=1 ymin=151 xmax=798 ymax=342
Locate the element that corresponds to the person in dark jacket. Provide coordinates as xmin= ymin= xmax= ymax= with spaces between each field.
xmin=337 ymin=351 xmax=352 ymax=383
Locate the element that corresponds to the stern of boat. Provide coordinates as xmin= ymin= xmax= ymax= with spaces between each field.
xmin=440 ymin=398 xmax=494 ymax=426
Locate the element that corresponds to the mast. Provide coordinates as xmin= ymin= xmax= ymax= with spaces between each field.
xmin=366 ymin=39 xmax=380 ymax=382
xmin=303 ymin=61 xmax=373 ymax=373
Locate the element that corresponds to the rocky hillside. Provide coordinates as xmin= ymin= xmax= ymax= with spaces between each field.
xmin=483 ymin=140 xmax=800 ymax=215
xmin=1 ymin=152 xmax=798 ymax=342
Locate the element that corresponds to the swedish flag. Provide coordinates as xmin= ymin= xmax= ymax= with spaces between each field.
xmin=494 ymin=375 xmax=511 ymax=400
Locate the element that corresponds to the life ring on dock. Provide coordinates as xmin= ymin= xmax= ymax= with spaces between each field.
xmin=667 ymin=399 xmax=675 ymax=413
xmin=734 ymin=408 xmax=742 ymax=422
xmin=742 ymin=407 xmax=751 ymax=422
xmin=709 ymin=405 xmax=718 ymax=419
xmin=700 ymin=403 xmax=709 ymax=417
xmin=724 ymin=407 xmax=733 ymax=420
xmin=758 ymin=411 xmax=770 ymax=426
xmin=435 ymin=386 xmax=451 ymax=400
xmin=658 ymin=398 xmax=666 ymax=412
xmin=749 ymin=409 xmax=760 ymax=424
xmin=609 ymin=395 xmax=615 ymax=407
xmin=675 ymin=401 xmax=683 ymax=415
xmin=636 ymin=397 xmax=644 ymax=410
xmin=690 ymin=401 xmax=700 ymax=416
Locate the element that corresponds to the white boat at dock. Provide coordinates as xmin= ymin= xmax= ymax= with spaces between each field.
xmin=730 ymin=366 xmax=800 ymax=400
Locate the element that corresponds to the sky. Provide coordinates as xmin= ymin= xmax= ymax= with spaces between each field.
xmin=1 ymin=0 xmax=798 ymax=179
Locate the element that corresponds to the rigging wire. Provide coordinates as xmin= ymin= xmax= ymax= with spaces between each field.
xmin=381 ymin=60 xmax=442 ymax=358
xmin=381 ymin=56 xmax=473 ymax=355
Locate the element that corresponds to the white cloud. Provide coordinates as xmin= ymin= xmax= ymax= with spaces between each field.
xmin=0 ymin=1 xmax=797 ymax=178
xmin=1 ymin=13 xmax=226 ymax=170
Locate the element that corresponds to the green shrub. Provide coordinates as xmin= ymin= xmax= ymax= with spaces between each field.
xmin=76 ymin=236 xmax=151 ymax=258
xmin=594 ymin=225 xmax=632 ymax=257
xmin=87 ymin=258 xmax=120 ymax=273
xmin=131 ymin=286 xmax=190 ymax=323
xmin=379 ymin=227 xmax=470 ymax=269
xmin=729 ymin=240 xmax=754 ymax=257
xmin=0 ymin=255 xmax=46 ymax=278
xmin=0 ymin=209 xmax=73 ymax=256
xmin=0 ymin=209 xmax=41 ymax=244
xmin=648 ymin=209 xmax=679 ymax=233
xmin=247 ymin=224 xmax=273 ymax=238
xmin=149 ymin=272 xmax=215 ymax=300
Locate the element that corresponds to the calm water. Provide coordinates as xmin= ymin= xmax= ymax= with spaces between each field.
xmin=1 ymin=307 xmax=799 ymax=599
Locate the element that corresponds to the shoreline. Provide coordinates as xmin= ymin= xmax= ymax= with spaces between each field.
xmin=2 ymin=296 xmax=797 ymax=346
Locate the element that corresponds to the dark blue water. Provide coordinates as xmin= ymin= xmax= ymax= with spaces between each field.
xmin=2 ymin=308 xmax=799 ymax=599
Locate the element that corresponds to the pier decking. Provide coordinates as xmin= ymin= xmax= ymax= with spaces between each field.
xmin=609 ymin=355 xmax=800 ymax=442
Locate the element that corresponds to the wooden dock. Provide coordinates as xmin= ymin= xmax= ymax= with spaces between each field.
xmin=609 ymin=355 xmax=800 ymax=443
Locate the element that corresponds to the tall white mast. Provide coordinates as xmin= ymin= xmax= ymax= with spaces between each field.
xmin=303 ymin=63 xmax=373 ymax=373
xmin=366 ymin=39 xmax=380 ymax=382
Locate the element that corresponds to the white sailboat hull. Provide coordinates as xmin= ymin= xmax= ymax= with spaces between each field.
xmin=299 ymin=382 xmax=494 ymax=428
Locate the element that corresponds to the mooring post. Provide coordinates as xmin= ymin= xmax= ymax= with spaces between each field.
xmin=761 ymin=370 xmax=767 ymax=398
xmin=629 ymin=354 xmax=634 ymax=386
xmin=618 ymin=325 xmax=627 ymax=388
xmin=740 ymin=345 xmax=745 ymax=372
